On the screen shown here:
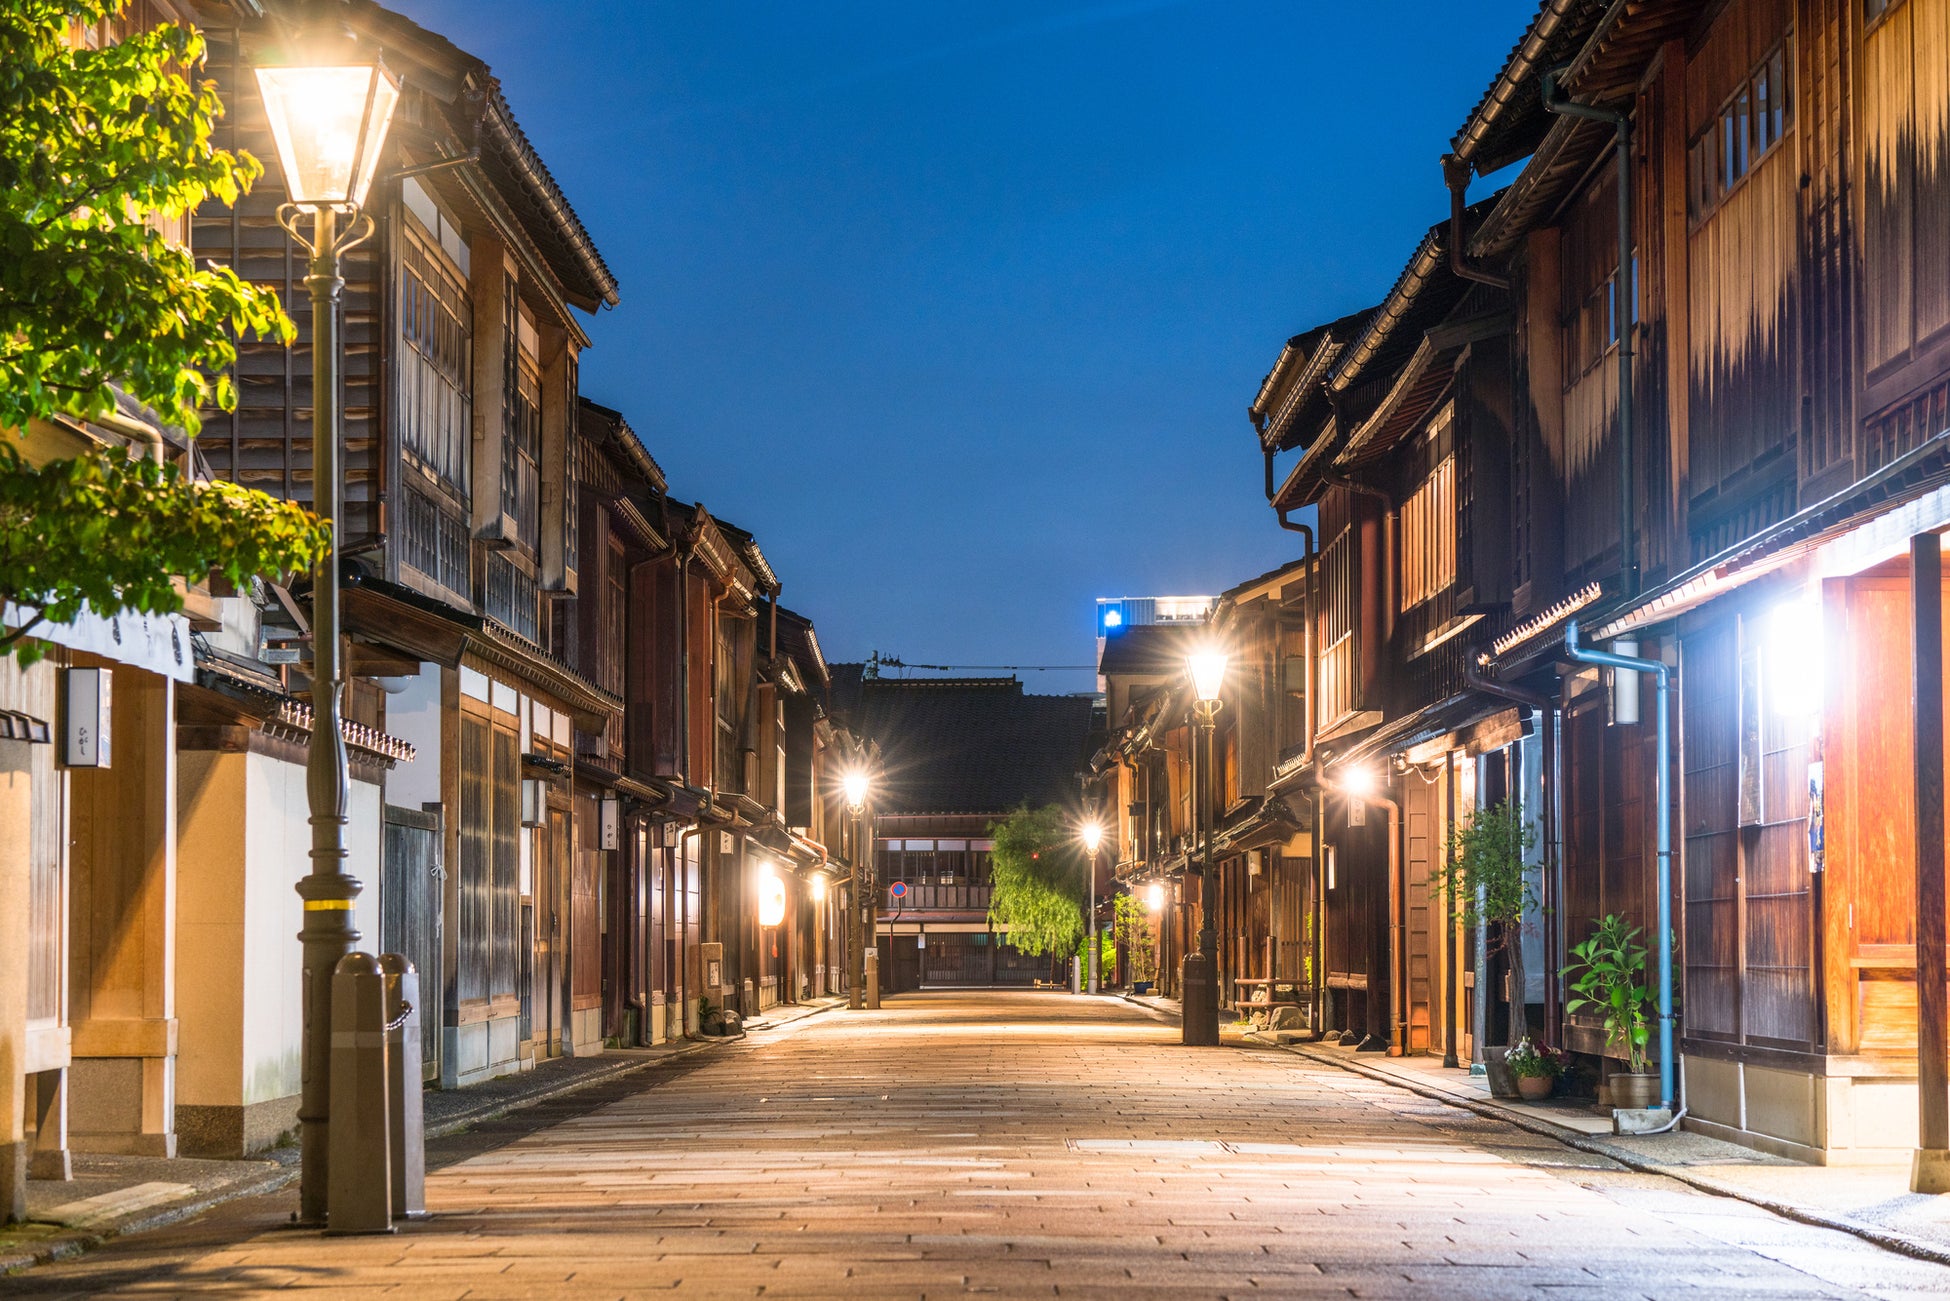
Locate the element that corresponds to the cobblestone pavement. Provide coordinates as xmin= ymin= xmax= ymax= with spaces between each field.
xmin=10 ymin=991 xmax=1950 ymax=1299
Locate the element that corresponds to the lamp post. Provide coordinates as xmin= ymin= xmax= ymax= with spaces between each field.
xmin=255 ymin=31 xmax=400 ymax=1226
xmin=1081 ymin=819 xmax=1104 ymax=994
xmin=1182 ymin=649 xmax=1228 ymax=1046
xmin=843 ymin=771 xmax=871 ymax=1010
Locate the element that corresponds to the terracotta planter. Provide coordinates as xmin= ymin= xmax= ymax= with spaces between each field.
xmin=1515 ymin=1074 xmax=1554 ymax=1101
xmin=1609 ymin=1071 xmax=1661 ymax=1110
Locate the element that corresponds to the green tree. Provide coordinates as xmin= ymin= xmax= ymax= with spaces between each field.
xmin=986 ymin=804 xmax=1085 ymax=958
xmin=0 ymin=0 xmax=320 ymax=665
xmin=1114 ymin=891 xmax=1157 ymax=984
xmin=1434 ymin=799 xmax=1538 ymax=1046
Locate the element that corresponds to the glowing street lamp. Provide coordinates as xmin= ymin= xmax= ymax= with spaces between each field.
xmin=1182 ymin=645 xmax=1229 ymax=1045
xmin=840 ymin=768 xmax=876 ymax=1008
xmin=1080 ymin=818 xmax=1105 ymax=994
xmin=843 ymin=769 xmax=869 ymax=814
xmin=255 ymin=20 xmax=400 ymax=1228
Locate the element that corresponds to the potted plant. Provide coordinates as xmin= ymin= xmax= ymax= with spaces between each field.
xmin=1505 ymin=1037 xmax=1564 ymax=1101
xmin=1117 ymin=892 xmax=1158 ymax=994
xmin=1562 ymin=913 xmax=1658 ymax=1109
xmin=1436 ymin=800 xmax=1538 ymax=1097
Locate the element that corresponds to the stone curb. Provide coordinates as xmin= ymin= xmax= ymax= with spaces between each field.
xmin=1 ymin=997 xmax=846 ymax=1276
xmin=0 ymin=1162 xmax=298 ymax=1276
xmin=1118 ymin=991 xmax=1950 ymax=1270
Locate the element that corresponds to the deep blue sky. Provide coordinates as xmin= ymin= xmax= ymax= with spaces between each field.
xmin=392 ymin=1 xmax=1534 ymax=695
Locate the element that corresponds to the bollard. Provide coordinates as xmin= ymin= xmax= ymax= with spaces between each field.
xmin=379 ymin=953 xmax=427 ymax=1220
xmin=328 ymin=953 xmax=395 ymax=1235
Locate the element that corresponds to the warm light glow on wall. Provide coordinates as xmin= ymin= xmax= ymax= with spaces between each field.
xmin=1766 ymin=593 xmax=1825 ymax=722
xmin=758 ymin=870 xmax=787 ymax=927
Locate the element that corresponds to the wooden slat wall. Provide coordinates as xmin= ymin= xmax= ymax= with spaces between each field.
xmin=193 ymin=26 xmax=382 ymax=539
xmin=491 ymin=719 xmax=520 ymax=1001
xmin=1686 ymin=0 xmax=1797 ymax=553
xmin=458 ymin=709 xmax=490 ymax=1004
xmin=1684 ymin=623 xmax=1741 ymax=1041
xmin=1798 ymin=0 xmax=1856 ymax=489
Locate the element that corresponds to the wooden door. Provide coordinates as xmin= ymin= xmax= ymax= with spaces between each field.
xmin=382 ymin=804 xmax=443 ymax=1081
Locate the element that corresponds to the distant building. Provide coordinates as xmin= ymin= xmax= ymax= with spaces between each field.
xmin=1093 ymin=596 xmax=1215 ymax=690
xmin=829 ymin=671 xmax=1095 ymax=989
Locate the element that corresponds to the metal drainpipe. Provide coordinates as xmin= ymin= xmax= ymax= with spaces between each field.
xmin=1442 ymin=751 xmax=1460 ymax=1068
xmin=1440 ymin=153 xmax=1510 ymax=290
xmin=1543 ymin=67 xmax=1638 ymax=597
xmin=1465 ymin=660 xmax=1562 ymax=1041
xmin=1564 ymin=619 xmax=1675 ymax=1112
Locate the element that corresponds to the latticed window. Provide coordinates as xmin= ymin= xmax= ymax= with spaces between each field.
xmin=399 ymin=222 xmax=471 ymax=491
xmin=485 ymin=552 xmax=539 ymax=643
xmin=502 ymin=283 xmax=542 ymax=548
xmin=1400 ymin=454 xmax=1455 ymax=612
xmin=400 ymin=486 xmax=469 ymax=598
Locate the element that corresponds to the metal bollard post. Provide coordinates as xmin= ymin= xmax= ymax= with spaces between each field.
xmin=379 ymin=954 xmax=427 ymax=1220
xmin=328 ymin=953 xmax=395 ymax=1235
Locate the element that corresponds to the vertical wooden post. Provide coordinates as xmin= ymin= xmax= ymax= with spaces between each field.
xmin=1913 ymin=532 xmax=1950 ymax=1193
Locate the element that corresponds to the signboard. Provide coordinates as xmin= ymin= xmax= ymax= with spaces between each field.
xmin=62 ymin=667 xmax=111 ymax=768
xmin=889 ymin=880 xmax=908 ymax=899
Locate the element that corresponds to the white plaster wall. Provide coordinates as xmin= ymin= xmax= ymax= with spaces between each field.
xmin=239 ymin=751 xmax=307 ymax=1107
xmin=348 ymin=776 xmax=383 ymax=957
xmin=384 ymin=668 xmax=443 ymax=811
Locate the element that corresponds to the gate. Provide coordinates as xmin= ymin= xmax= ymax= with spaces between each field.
xmin=383 ymin=803 xmax=444 ymax=1082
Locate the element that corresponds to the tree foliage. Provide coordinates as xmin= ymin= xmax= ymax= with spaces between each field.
xmin=1435 ymin=798 xmax=1539 ymax=1046
xmin=986 ymin=804 xmax=1085 ymax=958
xmin=0 ymin=1 xmax=321 ymax=664
xmin=0 ymin=0 xmax=292 ymax=432
xmin=1563 ymin=914 xmax=1654 ymax=1073
xmin=0 ymin=449 xmax=327 ymax=663
xmin=1114 ymin=891 xmax=1157 ymax=983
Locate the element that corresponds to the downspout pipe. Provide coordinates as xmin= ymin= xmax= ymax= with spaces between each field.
xmin=1440 ymin=153 xmax=1510 ymax=290
xmin=1542 ymin=67 xmax=1637 ymax=597
xmin=1564 ymin=619 xmax=1674 ymax=1112
xmin=1465 ymin=660 xmax=1562 ymax=1041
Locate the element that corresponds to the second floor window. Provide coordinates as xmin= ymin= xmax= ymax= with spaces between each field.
xmin=1400 ymin=450 xmax=1456 ymax=612
xmin=399 ymin=222 xmax=471 ymax=492
xmin=1689 ymin=39 xmax=1791 ymax=223
xmin=502 ymin=290 xmax=542 ymax=548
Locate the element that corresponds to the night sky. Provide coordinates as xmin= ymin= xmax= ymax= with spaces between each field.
xmin=387 ymin=1 xmax=1535 ymax=695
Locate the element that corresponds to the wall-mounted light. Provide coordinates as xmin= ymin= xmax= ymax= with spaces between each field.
xmin=1145 ymin=881 xmax=1164 ymax=911
xmin=520 ymin=777 xmax=545 ymax=828
xmin=811 ymin=872 xmax=828 ymax=903
xmin=758 ymin=868 xmax=787 ymax=927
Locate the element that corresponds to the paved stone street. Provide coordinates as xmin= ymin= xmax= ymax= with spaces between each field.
xmin=9 ymin=992 xmax=1950 ymax=1299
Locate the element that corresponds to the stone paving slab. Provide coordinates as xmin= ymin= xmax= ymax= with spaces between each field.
xmin=6 ymin=990 xmax=1949 ymax=1298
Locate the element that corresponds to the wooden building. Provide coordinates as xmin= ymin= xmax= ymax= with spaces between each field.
xmin=830 ymin=673 xmax=1096 ymax=990
xmin=1242 ymin=0 xmax=1950 ymax=1160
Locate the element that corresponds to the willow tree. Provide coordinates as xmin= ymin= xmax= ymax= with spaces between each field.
xmin=0 ymin=0 xmax=321 ymax=664
xmin=986 ymin=804 xmax=1086 ymax=958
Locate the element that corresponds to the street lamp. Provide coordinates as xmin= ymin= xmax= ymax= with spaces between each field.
xmin=1080 ymin=819 xmax=1104 ymax=994
xmin=1182 ymin=646 xmax=1228 ymax=1047
xmin=842 ymin=770 xmax=876 ymax=1009
xmin=255 ymin=27 xmax=399 ymax=1227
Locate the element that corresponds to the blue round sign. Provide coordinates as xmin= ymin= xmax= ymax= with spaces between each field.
xmin=889 ymin=881 xmax=908 ymax=898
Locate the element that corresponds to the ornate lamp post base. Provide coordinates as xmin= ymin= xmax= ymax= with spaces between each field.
xmin=1180 ymin=951 xmax=1219 ymax=1046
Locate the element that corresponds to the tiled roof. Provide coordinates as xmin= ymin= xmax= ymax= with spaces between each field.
xmin=837 ymin=674 xmax=1095 ymax=817
xmin=1097 ymin=624 xmax=1199 ymax=680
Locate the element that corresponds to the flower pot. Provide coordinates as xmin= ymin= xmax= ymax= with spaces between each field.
xmin=1515 ymin=1075 xmax=1554 ymax=1101
xmin=1609 ymin=1071 xmax=1661 ymax=1111
xmin=1483 ymin=1046 xmax=1520 ymax=1099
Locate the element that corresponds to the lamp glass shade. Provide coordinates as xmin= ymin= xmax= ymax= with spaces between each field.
xmin=842 ymin=771 xmax=869 ymax=812
xmin=810 ymin=873 xmax=827 ymax=902
xmin=1188 ymin=650 xmax=1228 ymax=703
xmin=1081 ymin=821 xmax=1104 ymax=855
xmin=1145 ymin=882 xmax=1165 ymax=911
xmin=254 ymin=63 xmax=400 ymax=207
xmin=757 ymin=871 xmax=787 ymax=927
